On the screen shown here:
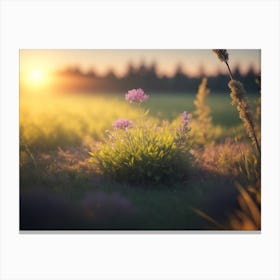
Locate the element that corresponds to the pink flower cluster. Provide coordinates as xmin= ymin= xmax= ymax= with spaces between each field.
xmin=112 ymin=119 xmax=133 ymax=130
xmin=125 ymin=88 xmax=149 ymax=104
xmin=182 ymin=111 xmax=191 ymax=127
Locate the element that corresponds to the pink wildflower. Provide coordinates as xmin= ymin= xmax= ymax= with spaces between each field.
xmin=112 ymin=119 xmax=133 ymax=130
xmin=182 ymin=111 xmax=191 ymax=127
xmin=125 ymin=88 xmax=149 ymax=103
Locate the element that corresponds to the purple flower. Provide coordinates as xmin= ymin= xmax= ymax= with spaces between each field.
xmin=112 ymin=119 xmax=133 ymax=130
xmin=182 ymin=111 xmax=191 ymax=127
xmin=125 ymin=88 xmax=149 ymax=104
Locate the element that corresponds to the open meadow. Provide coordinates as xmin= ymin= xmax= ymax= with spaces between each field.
xmin=20 ymin=88 xmax=260 ymax=230
xmin=20 ymin=49 xmax=261 ymax=230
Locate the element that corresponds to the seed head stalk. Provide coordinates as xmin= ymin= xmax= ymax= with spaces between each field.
xmin=225 ymin=61 xmax=234 ymax=80
xmin=212 ymin=49 xmax=233 ymax=80
xmin=228 ymin=80 xmax=261 ymax=155
xmin=212 ymin=49 xmax=261 ymax=156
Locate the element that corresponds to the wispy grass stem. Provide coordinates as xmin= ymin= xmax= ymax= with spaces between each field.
xmin=212 ymin=49 xmax=261 ymax=156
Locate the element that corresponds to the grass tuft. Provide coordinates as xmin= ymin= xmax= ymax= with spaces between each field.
xmin=89 ymin=119 xmax=191 ymax=185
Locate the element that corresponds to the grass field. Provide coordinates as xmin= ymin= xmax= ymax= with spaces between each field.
xmin=20 ymin=90 xmax=260 ymax=230
xmin=103 ymin=92 xmax=257 ymax=127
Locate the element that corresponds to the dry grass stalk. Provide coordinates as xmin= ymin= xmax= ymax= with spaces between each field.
xmin=191 ymin=78 xmax=215 ymax=146
xmin=212 ymin=49 xmax=233 ymax=79
xmin=228 ymin=184 xmax=261 ymax=230
xmin=193 ymin=78 xmax=212 ymax=127
xmin=228 ymin=80 xmax=261 ymax=155
xmin=212 ymin=49 xmax=261 ymax=155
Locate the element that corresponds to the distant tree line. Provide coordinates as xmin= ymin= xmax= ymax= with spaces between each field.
xmin=54 ymin=62 xmax=260 ymax=94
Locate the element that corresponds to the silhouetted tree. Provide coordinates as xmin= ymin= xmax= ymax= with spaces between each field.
xmin=52 ymin=62 xmax=259 ymax=94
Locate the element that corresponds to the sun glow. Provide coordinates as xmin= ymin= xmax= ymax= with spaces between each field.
xmin=31 ymin=69 xmax=44 ymax=81
xmin=24 ymin=68 xmax=51 ymax=87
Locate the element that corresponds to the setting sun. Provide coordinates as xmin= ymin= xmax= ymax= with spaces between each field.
xmin=31 ymin=69 xmax=44 ymax=82
xmin=26 ymin=68 xmax=48 ymax=86
xmin=29 ymin=69 xmax=46 ymax=84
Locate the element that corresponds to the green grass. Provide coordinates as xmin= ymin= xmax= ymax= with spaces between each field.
xmin=20 ymin=91 xmax=260 ymax=230
xmin=104 ymin=92 xmax=258 ymax=127
xmin=141 ymin=93 xmax=258 ymax=127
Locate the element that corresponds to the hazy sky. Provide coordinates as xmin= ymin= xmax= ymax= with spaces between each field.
xmin=20 ymin=49 xmax=261 ymax=78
